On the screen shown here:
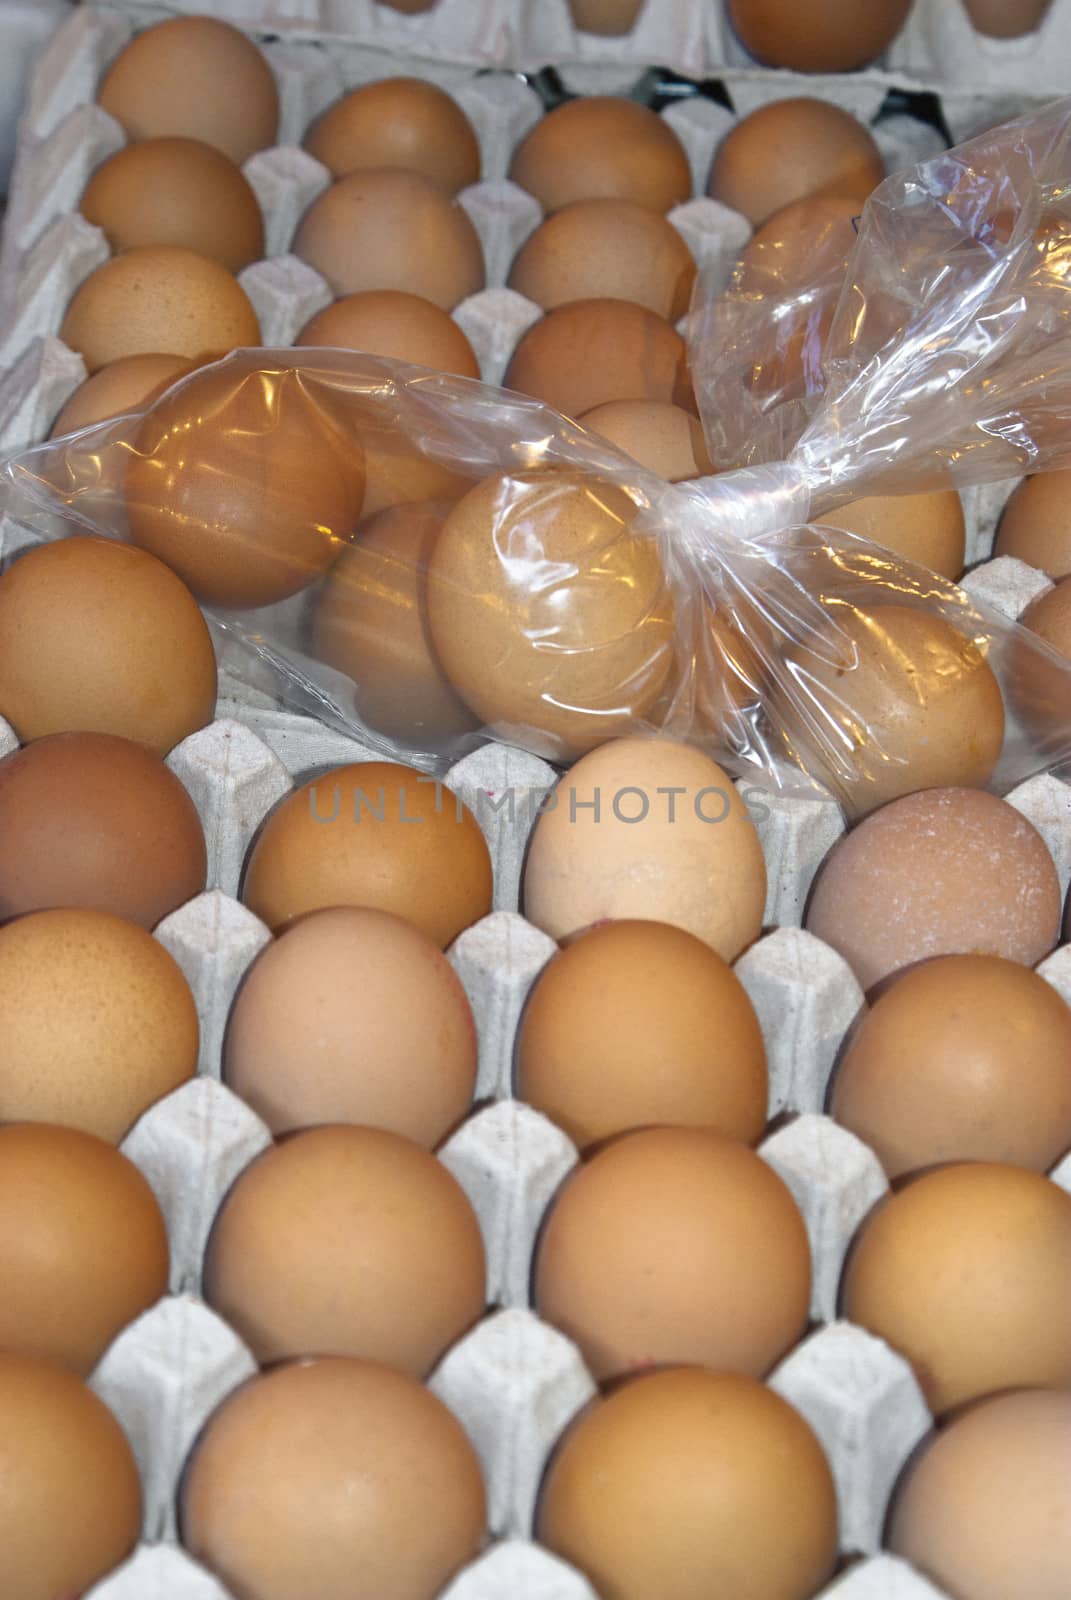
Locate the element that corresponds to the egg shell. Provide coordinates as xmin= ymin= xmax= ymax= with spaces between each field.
xmin=50 ymin=353 xmax=197 ymax=436
xmin=504 ymin=297 xmax=691 ymax=419
xmin=805 ymin=786 xmax=1061 ymax=992
xmin=960 ymin=0 xmax=1054 ymax=36
xmin=181 ymin=1357 xmax=486 ymax=1600
xmin=993 ymin=471 xmax=1071 ymax=576
xmin=203 ymin=1126 xmax=486 ymax=1375
xmin=0 ymin=908 xmax=198 ymax=1144
xmin=708 ymin=99 xmax=885 ymax=227
xmin=0 ymin=535 xmax=217 ymax=754
xmin=296 ymin=289 xmax=480 ymax=378
xmin=509 ymin=97 xmax=691 ymax=214
xmin=358 ymin=426 xmax=477 ymax=521
xmin=815 ymin=492 xmax=967 ymax=581
xmin=241 ymin=760 xmax=493 ymax=946
xmin=539 ymin=1369 xmax=838 ymax=1600
xmin=0 ymin=1351 xmax=142 ymax=1600
xmin=0 ymin=1123 xmax=169 ymax=1376
xmin=224 ymin=906 xmax=477 ymax=1145
xmin=1019 ymin=571 xmax=1071 ymax=657
xmin=425 ymin=472 xmax=676 ymax=761
xmin=80 ymin=137 xmax=264 ymax=272
xmin=842 ymin=1160 xmax=1071 ymax=1414
xmin=304 ymin=77 xmax=480 ymax=195
xmin=534 ymin=1126 xmax=811 ymax=1381
xmin=508 ymin=198 xmax=696 ymax=320
xmin=578 ymin=399 xmax=714 ymax=482
xmin=566 ymin=0 xmax=647 ymax=33
xmin=0 ymin=731 xmax=207 ymax=928
xmin=60 ymin=245 xmax=261 ymax=372
xmin=97 ymin=15 xmax=279 ymax=166
xmin=524 ymin=738 xmax=767 ymax=962
xmin=1013 ymin=577 xmax=1071 ymax=753
xmin=293 ymin=168 xmax=486 ymax=310
xmin=516 ymin=919 xmax=767 ymax=1150
xmin=727 ymin=0 xmax=912 ymax=71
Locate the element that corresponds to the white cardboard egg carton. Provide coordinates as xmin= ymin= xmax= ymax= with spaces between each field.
xmin=1 ymin=667 xmax=1067 ymax=1598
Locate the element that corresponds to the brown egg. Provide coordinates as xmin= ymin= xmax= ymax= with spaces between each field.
xmin=740 ymin=191 xmax=862 ymax=287
xmin=0 ymin=909 xmax=197 ymax=1143
xmin=695 ymin=600 xmax=768 ymax=746
xmin=296 ymin=290 xmax=480 ymax=377
xmin=727 ymin=0 xmax=912 ymax=70
xmin=504 ymin=298 xmax=690 ymax=419
xmin=60 ymin=245 xmax=261 ymax=372
xmin=709 ymin=99 xmax=885 ymax=228
xmin=0 ymin=732 xmax=206 ymax=929
xmin=80 ymin=137 xmax=264 ymax=271
xmin=842 ymin=1162 xmax=1071 ymax=1415
xmin=525 ymin=738 xmax=767 ymax=962
xmin=508 ymin=199 xmax=696 ymax=319
xmin=535 ymin=1126 xmax=810 ymax=1381
xmin=0 ymin=1124 xmax=168 ymax=1374
xmin=1010 ymin=577 xmax=1071 ymax=754
xmin=579 ymin=399 xmax=713 ymax=481
xmin=831 ymin=955 xmax=1071 ymax=1178
xmin=539 ymin=1369 xmax=837 ymax=1600
xmin=568 ymin=0 xmax=646 ymax=30
xmin=311 ymin=501 xmax=480 ymax=747
xmin=890 ymin=1389 xmax=1071 ymax=1600
xmin=181 ymin=1358 xmax=485 ymax=1600
xmin=293 ymin=169 xmax=485 ymax=309
xmin=0 ymin=536 xmax=217 ymax=754
xmin=425 ymin=472 xmax=675 ymax=760
xmin=305 ymin=78 xmax=480 ymax=194
xmin=1020 ymin=573 xmax=1071 ymax=658
xmin=125 ymin=356 xmax=365 ymax=608
xmin=517 ymin=920 xmax=767 ymax=1150
xmin=782 ymin=605 xmax=1005 ymax=817
xmin=51 ymin=353 xmax=196 ymax=436
xmin=242 ymin=761 xmax=492 ymax=946
xmin=359 ymin=425 xmax=475 ymax=520
xmin=995 ymin=471 xmax=1071 ymax=577
xmin=225 ymin=907 xmax=476 ymax=1145
xmin=0 ymin=1352 xmax=141 ymax=1600
xmin=961 ymin=0 xmax=1052 ymax=36
xmin=204 ymin=1126 xmax=485 ymax=1374
xmin=816 ymin=491 xmax=966 ymax=581
xmin=97 ymin=15 xmax=279 ymax=164
xmin=510 ymin=98 xmax=691 ymax=215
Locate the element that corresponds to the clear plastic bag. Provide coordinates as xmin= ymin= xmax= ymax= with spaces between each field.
xmin=6 ymin=98 xmax=1071 ymax=816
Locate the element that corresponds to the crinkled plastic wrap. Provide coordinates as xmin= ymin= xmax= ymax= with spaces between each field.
xmin=7 ymin=100 xmax=1071 ymax=816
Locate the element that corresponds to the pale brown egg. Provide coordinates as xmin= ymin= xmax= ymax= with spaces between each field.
xmin=0 ymin=1123 xmax=168 ymax=1374
xmin=539 ymin=1369 xmax=837 ymax=1600
xmin=995 ymin=471 xmax=1071 ymax=577
xmin=0 ymin=909 xmax=197 ymax=1143
xmin=225 ymin=906 xmax=476 ymax=1145
xmin=204 ymin=1126 xmax=485 ymax=1374
xmin=311 ymin=500 xmax=480 ymax=748
xmin=504 ymin=298 xmax=691 ymax=419
xmin=524 ymin=738 xmax=767 ymax=962
xmin=305 ymin=78 xmax=480 ymax=194
xmin=516 ymin=920 xmax=767 ymax=1150
xmin=962 ymin=0 xmax=1052 ymax=36
xmin=241 ymin=761 xmax=492 ymax=946
xmin=50 ymin=353 xmax=196 ymax=436
xmin=816 ymin=491 xmax=966 ymax=580
xmin=740 ymin=190 xmax=862 ymax=287
xmin=568 ymin=0 xmax=645 ymax=31
xmin=425 ymin=472 xmax=676 ymax=761
xmin=0 ymin=1352 xmax=142 ymax=1600
xmin=805 ymin=787 xmax=1061 ymax=992
xmin=60 ymin=245 xmax=261 ymax=372
xmin=831 ymin=954 xmax=1071 ymax=1178
xmin=0 ymin=732 xmax=206 ymax=929
xmin=125 ymin=355 xmax=365 ymax=608
xmin=782 ymin=604 xmax=1005 ymax=817
xmin=181 ymin=1358 xmax=485 ymax=1600
xmin=508 ymin=199 xmax=696 ymax=319
xmin=359 ymin=424 xmax=475 ymax=520
xmin=510 ymin=97 xmax=692 ymax=214
xmin=97 ymin=15 xmax=279 ymax=164
xmin=842 ymin=1161 xmax=1071 ymax=1415
xmin=727 ymin=0 xmax=912 ymax=70
xmin=889 ymin=1389 xmax=1071 ymax=1600
xmin=80 ymin=137 xmax=264 ymax=271
xmin=579 ymin=399 xmax=714 ymax=481
xmin=535 ymin=1126 xmax=810 ymax=1381
xmin=0 ymin=536 xmax=217 ymax=753
xmin=296 ymin=290 xmax=479 ymax=377
xmin=293 ymin=169 xmax=485 ymax=309
xmin=708 ymin=99 xmax=885 ymax=227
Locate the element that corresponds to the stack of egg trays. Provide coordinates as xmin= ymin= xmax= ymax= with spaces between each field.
xmin=0 ymin=633 xmax=1064 ymax=1599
